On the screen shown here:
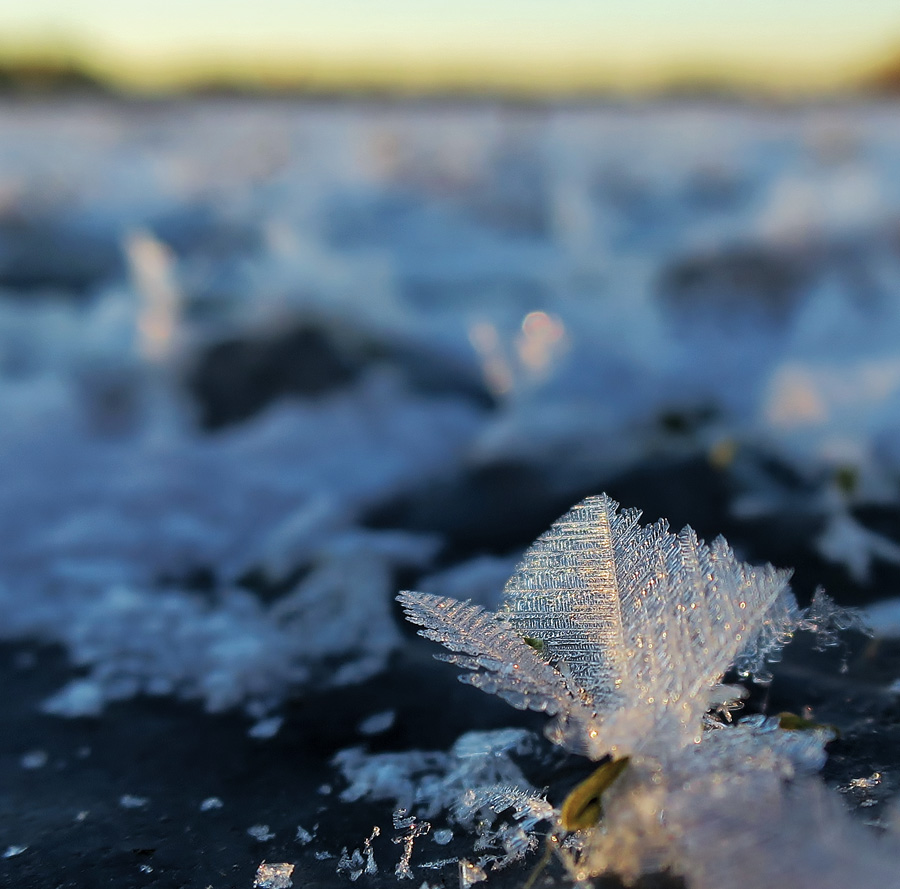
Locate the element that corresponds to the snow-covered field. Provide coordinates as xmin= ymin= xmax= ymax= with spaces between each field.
xmin=2 ymin=97 xmax=900 ymax=717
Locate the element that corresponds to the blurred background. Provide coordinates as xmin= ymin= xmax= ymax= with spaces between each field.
xmin=1 ymin=0 xmax=900 ymax=763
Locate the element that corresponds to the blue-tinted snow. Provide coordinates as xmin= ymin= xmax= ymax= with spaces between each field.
xmin=2 ymin=98 xmax=900 ymax=713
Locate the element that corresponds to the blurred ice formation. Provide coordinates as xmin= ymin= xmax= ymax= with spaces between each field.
xmin=1 ymin=99 xmax=900 ymax=719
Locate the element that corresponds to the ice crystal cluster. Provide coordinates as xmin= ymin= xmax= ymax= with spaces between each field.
xmin=386 ymin=495 xmax=897 ymax=888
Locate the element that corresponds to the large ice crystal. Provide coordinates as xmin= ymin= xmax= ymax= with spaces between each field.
xmin=399 ymin=494 xmax=799 ymax=761
xmin=393 ymin=495 xmax=896 ymax=888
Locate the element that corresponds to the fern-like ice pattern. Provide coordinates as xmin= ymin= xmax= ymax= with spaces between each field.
xmin=399 ymin=494 xmax=798 ymax=760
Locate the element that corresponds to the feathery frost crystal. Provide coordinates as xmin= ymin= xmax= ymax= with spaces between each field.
xmin=399 ymin=494 xmax=799 ymax=761
xmin=385 ymin=495 xmax=895 ymax=888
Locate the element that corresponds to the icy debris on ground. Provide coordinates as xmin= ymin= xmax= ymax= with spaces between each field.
xmin=334 ymin=728 xmax=539 ymax=817
xmin=392 ymin=809 xmax=431 ymax=880
xmin=200 ymin=796 xmax=223 ymax=811
xmin=337 ymin=827 xmax=380 ymax=881
xmin=336 ymin=847 xmax=367 ymax=881
xmin=3 ymin=845 xmax=27 ymax=858
xmin=294 ymin=825 xmax=314 ymax=844
xmin=119 ymin=794 xmax=148 ymax=809
xmin=248 ymin=825 xmax=275 ymax=842
xmin=253 ymin=862 xmax=295 ymax=889
xmin=334 ymin=730 xmax=555 ymax=878
xmin=458 ymin=859 xmax=487 ymax=888
xmin=378 ymin=495 xmax=896 ymax=887
xmin=843 ymin=772 xmax=882 ymax=791
xmin=28 ymin=526 xmax=438 ymax=718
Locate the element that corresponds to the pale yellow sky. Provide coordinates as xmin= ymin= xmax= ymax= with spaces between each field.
xmin=1 ymin=1 xmax=898 ymax=92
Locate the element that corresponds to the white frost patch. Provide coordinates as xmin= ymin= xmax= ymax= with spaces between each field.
xmin=30 ymin=528 xmax=437 ymax=718
xmin=248 ymin=825 xmax=276 ymax=842
xmin=200 ymin=797 xmax=224 ymax=811
xmin=358 ymin=710 xmax=396 ymax=736
xmin=119 ymin=794 xmax=148 ymax=809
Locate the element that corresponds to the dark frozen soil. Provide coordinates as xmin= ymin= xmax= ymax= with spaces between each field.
xmin=2 ymin=619 xmax=898 ymax=889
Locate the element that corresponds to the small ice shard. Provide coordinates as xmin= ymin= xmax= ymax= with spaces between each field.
xmin=248 ymin=825 xmax=276 ymax=842
xmin=20 ymin=750 xmax=48 ymax=769
xmin=249 ymin=716 xmax=284 ymax=740
xmin=253 ymin=861 xmax=295 ymax=889
xmin=314 ymin=850 xmax=335 ymax=860
xmin=139 ymin=864 xmax=153 ymax=873
xmin=363 ymin=826 xmax=380 ymax=875
xmin=458 ymin=859 xmax=487 ymax=888
xmin=336 ymin=827 xmax=380 ymax=881
xmin=433 ymin=828 xmax=453 ymax=845
xmin=318 ymin=784 xmax=333 ymax=795
xmin=3 ymin=846 xmax=27 ymax=859
xmin=200 ymin=797 xmax=224 ymax=811
xmin=337 ymin=847 xmax=366 ymax=881
xmin=119 ymin=794 xmax=148 ymax=809
xmin=393 ymin=808 xmax=431 ymax=879
xmin=419 ymin=858 xmax=459 ymax=870
xmin=358 ymin=709 xmax=396 ymax=736
xmin=295 ymin=825 xmax=314 ymax=844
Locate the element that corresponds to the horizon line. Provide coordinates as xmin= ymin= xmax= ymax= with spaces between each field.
xmin=1 ymin=41 xmax=900 ymax=98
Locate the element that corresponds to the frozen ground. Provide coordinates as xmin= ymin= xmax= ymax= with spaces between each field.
xmin=1 ymin=97 xmax=900 ymax=887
